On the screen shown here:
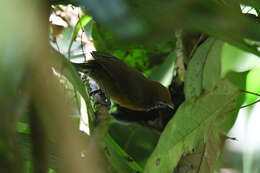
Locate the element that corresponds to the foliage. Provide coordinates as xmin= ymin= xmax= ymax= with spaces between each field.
xmin=1 ymin=0 xmax=260 ymax=173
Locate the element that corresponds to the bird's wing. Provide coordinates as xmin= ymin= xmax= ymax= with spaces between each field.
xmin=91 ymin=51 xmax=148 ymax=106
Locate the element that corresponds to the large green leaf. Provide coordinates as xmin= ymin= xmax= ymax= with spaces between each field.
xmin=80 ymin=0 xmax=260 ymax=57
xmin=144 ymin=79 xmax=239 ymax=173
xmin=184 ymin=38 xmax=224 ymax=99
xmin=184 ymin=38 xmax=213 ymax=99
xmin=202 ymin=39 xmax=224 ymax=91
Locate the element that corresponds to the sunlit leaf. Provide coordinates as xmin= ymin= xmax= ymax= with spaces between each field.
xmin=221 ymin=43 xmax=260 ymax=76
xmin=144 ymin=80 xmax=239 ymax=173
xmin=149 ymin=51 xmax=176 ymax=87
xmin=245 ymin=67 xmax=260 ymax=104
xmin=16 ymin=122 xmax=31 ymax=135
xmin=68 ymin=15 xmax=92 ymax=59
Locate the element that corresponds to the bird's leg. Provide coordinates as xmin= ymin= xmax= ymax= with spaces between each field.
xmin=98 ymin=81 xmax=111 ymax=109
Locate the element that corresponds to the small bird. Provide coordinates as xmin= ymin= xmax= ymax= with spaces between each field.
xmin=72 ymin=51 xmax=174 ymax=115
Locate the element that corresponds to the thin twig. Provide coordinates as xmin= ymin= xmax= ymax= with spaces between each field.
xmin=231 ymin=89 xmax=260 ymax=111
xmin=239 ymin=98 xmax=260 ymax=109
xmin=78 ymin=13 xmax=87 ymax=62
xmin=240 ymin=89 xmax=260 ymax=97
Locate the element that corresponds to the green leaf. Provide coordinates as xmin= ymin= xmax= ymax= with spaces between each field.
xmin=91 ymin=23 xmax=175 ymax=76
xmin=144 ymin=79 xmax=239 ymax=173
xmin=109 ymin=123 xmax=160 ymax=168
xmin=68 ymin=15 xmax=92 ymax=59
xmin=173 ymin=131 xmax=226 ymax=173
xmin=104 ymin=134 xmax=144 ymax=173
xmin=149 ymin=51 xmax=176 ymax=86
xmin=16 ymin=122 xmax=31 ymax=135
xmin=184 ymin=38 xmax=224 ymax=99
xmin=221 ymin=43 xmax=260 ymax=76
xmin=245 ymin=67 xmax=260 ymax=104
xmin=219 ymin=71 xmax=248 ymax=133
xmin=202 ymin=39 xmax=224 ymax=91
xmin=53 ymin=52 xmax=96 ymax=132
xmin=184 ymin=38 xmax=214 ymax=99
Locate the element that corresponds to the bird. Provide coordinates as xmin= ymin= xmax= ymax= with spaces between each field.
xmin=71 ymin=51 xmax=174 ymax=118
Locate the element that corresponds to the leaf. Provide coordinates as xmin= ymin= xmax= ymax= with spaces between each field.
xmin=184 ymin=38 xmax=223 ymax=99
xmin=221 ymin=43 xmax=260 ymax=76
xmin=79 ymin=0 xmax=145 ymax=39
xmin=16 ymin=122 xmax=31 ymax=135
xmin=174 ymin=130 xmax=226 ymax=173
xmin=149 ymin=51 xmax=176 ymax=87
xmin=52 ymin=52 xmax=96 ymax=131
xmin=91 ymin=23 xmax=176 ymax=77
xmin=245 ymin=67 xmax=260 ymax=104
xmin=173 ymin=142 xmax=206 ymax=173
xmin=81 ymin=0 xmax=260 ymax=57
xmin=184 ymin=38 xmax=214 ymax=99
xmin=144 ymin=79 xmax=239 ymax=173
xmin=104 ymin=134 xmax=144 ymax=173
xmin=109 ymin=123 xmax=160 ymax=168
xmin=240 ymin=0 xmax=260 ymax=11
xmin=202 ymin=39 xmax=224 ymax=91
xmin=68 ymin=15 xmax=92 ymax=59
xmin=198 ymin=131 xmax=226 ymax=173
xmin=219 ymin=71 xmax=248 ymax=133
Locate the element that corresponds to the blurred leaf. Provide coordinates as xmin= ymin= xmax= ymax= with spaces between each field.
xmin=245 ymin=67 xmax=260 ymax=104
xmin=0 ymin=1 xmax=35 ymax=172
xmin=185 ymin=38 xmax=214 ymax=99
xmin=104 ymin=134 xmax=144 ymax=173
xmin=225 ymin=71 xmax=248 ymax=106
xmin=16 ymin=122 xmax=31 ymax=135
xmin=79 ymin=0 xmax=145 ymax=39
xmin=51 ymin=28 xmax=82 ymax=58
xmin=144 ymin=79 xmax=239 ymax=173
xmin=149 ymin=51 xmax=176 ymax=87
xmin=80 ymin=0 xmax=260 ymax=57
xmin=92 ymin=23 xmax=175 ymax=76
xmin=68 ymin=15 xmax=92 ymax=59
xmin=109 ymin=123 xmax=160 ymax=168
xmin=221 ymin=43 xmax=260 ymax=76
xmin=240 ymin=0 xmax=260 ymax=11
